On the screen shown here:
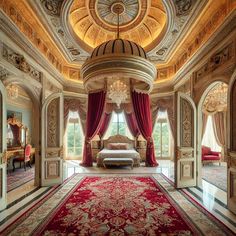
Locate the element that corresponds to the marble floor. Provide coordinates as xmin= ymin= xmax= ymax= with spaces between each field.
xmin=63 ymin=159 xmax=175 ymax=179
xmin=1 ymin=159 xmax=235 ymax=234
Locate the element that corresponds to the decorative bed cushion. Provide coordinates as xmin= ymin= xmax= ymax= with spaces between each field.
xmin=108 ymin=143 xmax=129 ymax=150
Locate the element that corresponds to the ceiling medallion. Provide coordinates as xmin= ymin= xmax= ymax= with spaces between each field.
xmin=97 ymin=0 xmax=138 ymax=27
xmin=69 ymin=0 xmax=166 ymax=49
xmin=89 ymin=0 xmax=147 ymax=33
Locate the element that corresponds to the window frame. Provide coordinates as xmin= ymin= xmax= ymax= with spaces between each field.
xmin=153 ymin=116 xmax=171 ymax=159
xmin=66 ymin=111 xmax=84 ymax=158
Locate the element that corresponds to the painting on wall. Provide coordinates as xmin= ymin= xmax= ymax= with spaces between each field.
xmin=7 ymin=110 xmax=22 ymax=122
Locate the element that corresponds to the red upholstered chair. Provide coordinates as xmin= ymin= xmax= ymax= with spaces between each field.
xmin=201 ymin=145 xmax=221 ymax=165
xmin=13 ymin=144 xmax=32 ymax=171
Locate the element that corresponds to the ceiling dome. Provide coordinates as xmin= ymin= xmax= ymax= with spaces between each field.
xmin=90 ymin=39 xmax=147 ymax=59
xmin=69 ymin=0 xmax=167 ymax=51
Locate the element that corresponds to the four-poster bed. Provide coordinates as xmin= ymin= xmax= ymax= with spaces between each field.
xmin=96 ymin=134 xmax=141 ymax=167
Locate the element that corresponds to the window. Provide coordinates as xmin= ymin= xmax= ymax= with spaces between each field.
xmin=153 ymin=111 xmax=170 ymax=158
xmin=202 ymin=115 xmax=221 ymax=152
xmin=66 ymin=111 xmax=84 ymax=157
xmin=104 ymin=112 xmax=132 ymax=138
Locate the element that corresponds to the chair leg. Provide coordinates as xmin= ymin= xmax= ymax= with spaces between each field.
xmin=20 ymin=162 xmax=21 ymax=168
xmin=13 ymin=160 xmax=15 ymax=172
xmin=24 ymin=162 xmax=26 ymax=171
xmin=28 ymin=161 xmax=32 ymax=168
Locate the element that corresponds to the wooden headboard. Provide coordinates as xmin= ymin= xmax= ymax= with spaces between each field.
xmin=103 ymin=134 xmax=135 ymax=149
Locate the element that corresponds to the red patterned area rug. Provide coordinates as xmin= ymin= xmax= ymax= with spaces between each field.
xmin=7 ymin=166 xmax=35 ymax=192
xmin=1 ymin=174 xmax=234 ymax=236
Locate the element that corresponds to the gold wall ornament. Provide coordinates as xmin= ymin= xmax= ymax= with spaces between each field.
xmin=202 ymin=82 xmax=228 ymax=114
xmin=180 ymin=98 xmax=193 ymax=147
xmin=47 ymin=98 xmax=60 ymax=148
xmin=6 ymin=84 xmax=18 ymax=100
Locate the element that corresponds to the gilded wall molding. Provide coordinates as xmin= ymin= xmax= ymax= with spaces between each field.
xmin=0 ymin=0 xmax=64 ymax=73
xmin=193 ymin=43 xmax=235 ymax=83
xmin=0 ymin=65 xmax=11 ymax=80
xmin=173 ymin=1 xmax=232 ymax=74
xmin=148 ymin=0 xmax=204 ymax=62
xmin=174 ymin=11 xmax=236 ymax=91
xmin=180 ymin=98 xmax=193 ymax=147
xmin=47 ymin=98 xmax=60 ymax=148
xmin=31 ymin=0 xmax=89 ymax=62
xmin=2 ymin=44 xmax=42 ymax=82
xmin=40 ymin=0 xmax=63 ymax=16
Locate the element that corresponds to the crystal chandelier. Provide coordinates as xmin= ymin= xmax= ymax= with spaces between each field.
xmin=108 ymin=80 xmax=128 ymax=108
xmin=7 ymin=84 xmax=18 ymax=99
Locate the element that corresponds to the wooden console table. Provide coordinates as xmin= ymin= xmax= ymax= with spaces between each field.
xmin=4 ymin=147 xmax=36 ymax=163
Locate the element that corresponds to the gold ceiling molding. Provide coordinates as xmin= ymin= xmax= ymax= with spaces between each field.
xmin=0 ymin=0 xmax=66 ymax=74
xmin=1 ymin=0 xmax=235 ymax=85
xmin=166 ymin=0 xmax=235 ymax=73
xmin=69 ymin=0 xmax=167 ymax=50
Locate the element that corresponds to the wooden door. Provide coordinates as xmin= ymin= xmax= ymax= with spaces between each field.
xmin=227 ymin=71 xmax=236 ymax=214
xmin=41 ymin=93 xmax=63 ymax=186
xmin=0 ymin=81 xmax=7 ymax=210
xmin=176 ymin=92 xmax=197 ymax=188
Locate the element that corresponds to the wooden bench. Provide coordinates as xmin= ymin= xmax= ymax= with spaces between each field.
xmin=103 ymin=158 xmax=134 ymax=169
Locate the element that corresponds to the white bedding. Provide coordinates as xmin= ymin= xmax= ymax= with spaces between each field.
xmin=97 ymin=148 xmax=141 ymax=167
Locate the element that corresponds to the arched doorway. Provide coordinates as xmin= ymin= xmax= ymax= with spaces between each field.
xmin=3 ymin=77 xmax=41 ymax=205
xmin=197 ymin=81 xmax=228 ymax=191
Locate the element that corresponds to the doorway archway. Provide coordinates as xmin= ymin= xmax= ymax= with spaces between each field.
xmin=197 ymin=81 xmax=228 ymax=190
xmin=3 ymin=76 xmax=41 ymax=189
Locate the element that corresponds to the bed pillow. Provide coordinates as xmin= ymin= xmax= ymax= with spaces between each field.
xmin=108 ymin=143 xmax=129 ymax=150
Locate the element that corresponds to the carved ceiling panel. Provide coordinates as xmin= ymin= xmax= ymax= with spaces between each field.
xmin=32 ymin=0 xmax=204 ymax=65
xmin=4 ymin=0 xmax=234 ymax=84
xmin=69 ymin=0 xmax=166 ymax=50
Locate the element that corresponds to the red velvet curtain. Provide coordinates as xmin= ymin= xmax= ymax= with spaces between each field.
xmin=81 ymin=91 xmax=106 ymax=166
xmin=131 ymin=90 xmax=158 ymax=167
xmin=124 ymin=112 xmax=139 ymax=138
xmin=98 ymin=112 xmax=112 ymax=139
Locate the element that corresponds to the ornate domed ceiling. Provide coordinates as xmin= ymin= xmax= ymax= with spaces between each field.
xmin=69 ymin=0 xmax=167 ymax=51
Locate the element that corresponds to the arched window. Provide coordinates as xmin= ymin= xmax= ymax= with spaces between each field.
xmin=153 ymin=110 xmax=171 ymax=158
xmin=104 ymin=112 xmax=132 ymax=138
xmin=66 ymin=111 xmax=84 ymax=158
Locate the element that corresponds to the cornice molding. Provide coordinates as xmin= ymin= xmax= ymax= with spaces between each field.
xmin=63 ymin=91 xmax=87 ymax=99
xmin=148 ymin=0 xmax=206 ymax=63
xmin=173 ymin=10 xmax=236 ymax=90
xmin=150 ymin=91 xmax=174 ymax=98
xmin=29 ymin=0 xmax=89 ymax=63
xmin=0 ymin=10 xmax=66 ymax=87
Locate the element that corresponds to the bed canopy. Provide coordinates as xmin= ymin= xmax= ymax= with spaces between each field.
xmin=80 ymin=2 xmax=157 ymax=167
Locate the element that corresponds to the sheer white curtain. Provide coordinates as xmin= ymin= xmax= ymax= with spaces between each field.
xmin=65 ymin=111 xmax=84 ymax=159
xmin=202 ymin=115 xmax=221 ymax=152
xmin=103 ymin=112 xmax=132 ymax=139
